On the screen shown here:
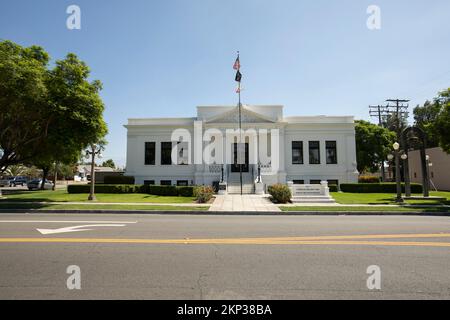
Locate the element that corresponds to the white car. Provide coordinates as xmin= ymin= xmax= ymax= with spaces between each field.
xmin=27 ymin=179 xmax=54 ymax=190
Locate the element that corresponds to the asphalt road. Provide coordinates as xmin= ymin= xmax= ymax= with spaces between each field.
xmin=0 ymin=212 xmax=449 ymax=300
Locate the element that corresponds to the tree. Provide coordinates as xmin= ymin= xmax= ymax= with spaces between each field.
xmin=413 ymin=100 xmax=441 ymax=148
xmin=0 ymin=41 xmax=51 ymax=172
xmin=414 ymin=88 xmax=450 ymax=153
xmin=32 ymin=53 xmax=108 ymax=189
xmin=102 ymin=159 xmax=116 ymax=169
xmin=355 ymin=120 xmax=396 ymax=173
xmin=435 ymin=88 xmax=450 ymax=153
xmin=0 ymin=41 xmax=108 ymax=177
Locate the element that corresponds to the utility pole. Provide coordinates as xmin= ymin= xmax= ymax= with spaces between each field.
xmin=369 ymin=105 xmax=387 ymax=181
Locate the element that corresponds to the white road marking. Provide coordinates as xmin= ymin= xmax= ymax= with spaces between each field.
xmin=36 ymin=224 xmax=128 ymax=235
xmin=0 ymin=220 xmax=137 ymax=224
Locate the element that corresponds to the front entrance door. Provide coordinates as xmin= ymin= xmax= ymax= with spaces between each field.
xmin=232 ymin=143 xmax=249 ymax=173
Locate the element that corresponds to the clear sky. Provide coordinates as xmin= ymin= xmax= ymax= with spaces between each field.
xmin=1 ymin=0 xmax=449 ymax=167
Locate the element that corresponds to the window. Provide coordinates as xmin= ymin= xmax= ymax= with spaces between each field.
xmin=293 ymin=180 xmax=304 ymax=185
xmin=177 ymin=180 xmax=188 ymax=186
xmin=310 ymin=180 xmax=321 ymax=184
xmin=292 ymin=141 xmax=303 ymax=164
xmin=144 ymin=180 xmax=155 ymax=185
xmin=145 ymin=142 xmax=155 ymax=165
xmin=160 ymin=180 xmax=171 ymax=186
xmin=161 ymin=142 xmax=172 ymax=165
xmin=327 ymin=180 xmax=339 ymax=186
xmin=326 ymin=141 xmax=337 ymax=164
xmin=309 ymin=141 xmax=320 ymax=164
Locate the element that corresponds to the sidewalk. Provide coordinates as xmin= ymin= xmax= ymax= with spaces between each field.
xmin=209 ymin=195 xmax=281 ymax=212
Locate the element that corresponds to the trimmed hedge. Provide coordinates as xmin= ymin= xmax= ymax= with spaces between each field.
xmin=358 ymin=175 xmax=381 ymax=183
xmin=68 ymin=184 xmax=146 ymax=194
xmin=104 ymin=175 xmax=135 ymax=185
xmin=329 ymin=185 xmax=338 ymax=192
xmin=340 ymin=183 xmax=423 ymax=194
xmin=68 ymin=184 xmax=195 ymax=196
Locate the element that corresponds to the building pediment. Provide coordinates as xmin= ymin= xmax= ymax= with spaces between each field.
xmin=205 ymin=106 xmax=276 ymax=124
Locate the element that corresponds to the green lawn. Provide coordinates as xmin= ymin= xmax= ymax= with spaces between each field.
xmin=281 ymin=206 xmax=449 ymax=213
xmin=0 ymin=203 xmax=208 ymax=211
xmin=331 ymin=191 xmax=450 ymax=205
xmin=0 ymin=189 xmax=196 ymax=204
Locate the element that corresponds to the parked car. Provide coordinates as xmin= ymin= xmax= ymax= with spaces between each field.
xmin=27 ymin=179 xmax=54 ymax=190
xmin=0 ymin=177 xmax=14 ymax=187
xmin=10 ymin=176 xmax=28 ymax=187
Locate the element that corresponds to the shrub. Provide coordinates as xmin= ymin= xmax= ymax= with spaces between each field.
xmin=148 ymin=185 xmax=179 ymax=196
xmin=329 ymin=185 xmax=338 ymax=192
xmin=68 ymin=184 xmax=195 ymax=197
xmin=67 ymin=184 xmax=146 ymax=194
xmin=268 ymin=184 xmax=292 ymax=204
xmin=104 ymin=175 xmax=135 ymax=185
xmin=340 ymin=183 xmax=423 ymax=193
xmin=194 ymin=186 xmax=215 ymax=203
xmin=177 ymin=186 xmax=195 ymax=197
xmin=358 ymin=175 xmax=381 ymax=184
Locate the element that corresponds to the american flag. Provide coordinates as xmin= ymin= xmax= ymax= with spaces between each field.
xmin=233 ymin=55 xmax=240 ymax=70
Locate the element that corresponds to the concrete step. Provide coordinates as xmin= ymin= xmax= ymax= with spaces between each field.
xmin=291 ymin=196 xmax=336 ymax=204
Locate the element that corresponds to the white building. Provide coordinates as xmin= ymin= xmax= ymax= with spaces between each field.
xmin=124 ymin=105 xmax=358 ymax=193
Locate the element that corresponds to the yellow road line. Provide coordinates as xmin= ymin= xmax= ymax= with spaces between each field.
xmin=0 ymin=237 xmax=450 ymax=247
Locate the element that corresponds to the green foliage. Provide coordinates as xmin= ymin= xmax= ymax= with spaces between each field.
xmin=414 ymin=88 xmax=450 ymax=154
xmin=328 ymin=185 xmax=338 ymax=192
xmin=148 ymin=185 xmax=179 ymax=196
xmin=340 ymin=183 xmax=423 ymax=194
xmin=177 ymin=186 xmax=195 ymax=197
xmin=0 ymin=40 xmax=107 ymax=173
xmin=68 ymin=184 xmax=146 ymax=194
xmin=102 ymin=159 xmax=116 ymax=169
xmin=268 ymin=184 xmax=292 ymax=204
xmin=103 ymin=175 xmax=135 ymax=185
xmin=0 ymin=41 xmax=50 ymax=171
xmin=67 ymin=184 xmax=196 ymax=196
xmin=193 ymin=186 xmax=215 ymax=203
xmin=358 ymin=175 xmax=381 ymax=183
xmin=435 ymin=88 xmax=450 ymax=153
xmin=355 ymin=120 xmax=396 ymax=173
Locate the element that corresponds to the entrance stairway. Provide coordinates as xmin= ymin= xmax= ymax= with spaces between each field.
xmin=227 ymin=173 xmax=255 ymax=194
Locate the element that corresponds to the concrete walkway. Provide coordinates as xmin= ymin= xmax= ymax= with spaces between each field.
xmin=209 ymin=195 xmax=281 ymax=212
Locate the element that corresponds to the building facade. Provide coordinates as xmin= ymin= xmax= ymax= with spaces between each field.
xmin=124 ymin=105 xmax=358 ymax=193
xmin=408 ymin=147 xmax=450 ymax=191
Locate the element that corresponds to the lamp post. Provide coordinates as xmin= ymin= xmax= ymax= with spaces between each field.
xmin=393 ymin=142 xmax=403 ymax=203
xmin=85 ymin=144 xmax=103 ymax=201
xmin=387 ymin=154 xmax=394 ymax=181
xmin=426 ymin=155 xmax=431 ymax=192
xmin=400 ymin=153 xmax=410 ymax=197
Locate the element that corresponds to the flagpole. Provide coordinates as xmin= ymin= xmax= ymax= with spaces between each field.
xmin=237 ymin=52 xmax=243 ymax=196
xmin=238 ymin=75 xmax=243 ymax=196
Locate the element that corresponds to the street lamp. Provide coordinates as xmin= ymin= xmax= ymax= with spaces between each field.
xmin=393 ymin=142 xmax=403 ymax=203
xmin=85 ymin=144 xmax=103 ymax=201
xmin=387 ymin=154 xmax=394 ymax=181
xmin=400 ymin=153 xmax=410 ymax=197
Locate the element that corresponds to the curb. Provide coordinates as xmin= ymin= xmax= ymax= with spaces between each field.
xmin=0 ymin=209 xmax=449 ymax=216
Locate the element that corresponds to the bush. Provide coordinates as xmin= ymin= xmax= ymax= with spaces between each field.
xmin=358 ymin=175 xmax=381 ymax=183
xmin=340 ymin=183 xmax=423 ymax=193
xmin=194 ymin=186 xmax=215 ymax=203
xmin=177 ymin=186 xmax=195 ymax=197
xmin=67 ymin=184 xmax=146 ymax=194
xmin=268 ymin=184 xmax=292 ymax=204
xmin=148 ymin=185 xmax=179 ymax=196
xmin=329 ymin=185 xmax=338 ymax=192
xmin=104 ymin=175 xmax=135 ymax=185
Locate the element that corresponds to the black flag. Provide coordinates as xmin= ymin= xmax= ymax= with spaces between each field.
xmin=235 ymin=70 xmax=242 ymax=82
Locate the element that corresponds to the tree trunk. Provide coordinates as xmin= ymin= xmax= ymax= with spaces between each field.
xmin=41 ymin=167 xmax=49 ymax=190
xmin=52 ymin=162 xmax=58 ymax=191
